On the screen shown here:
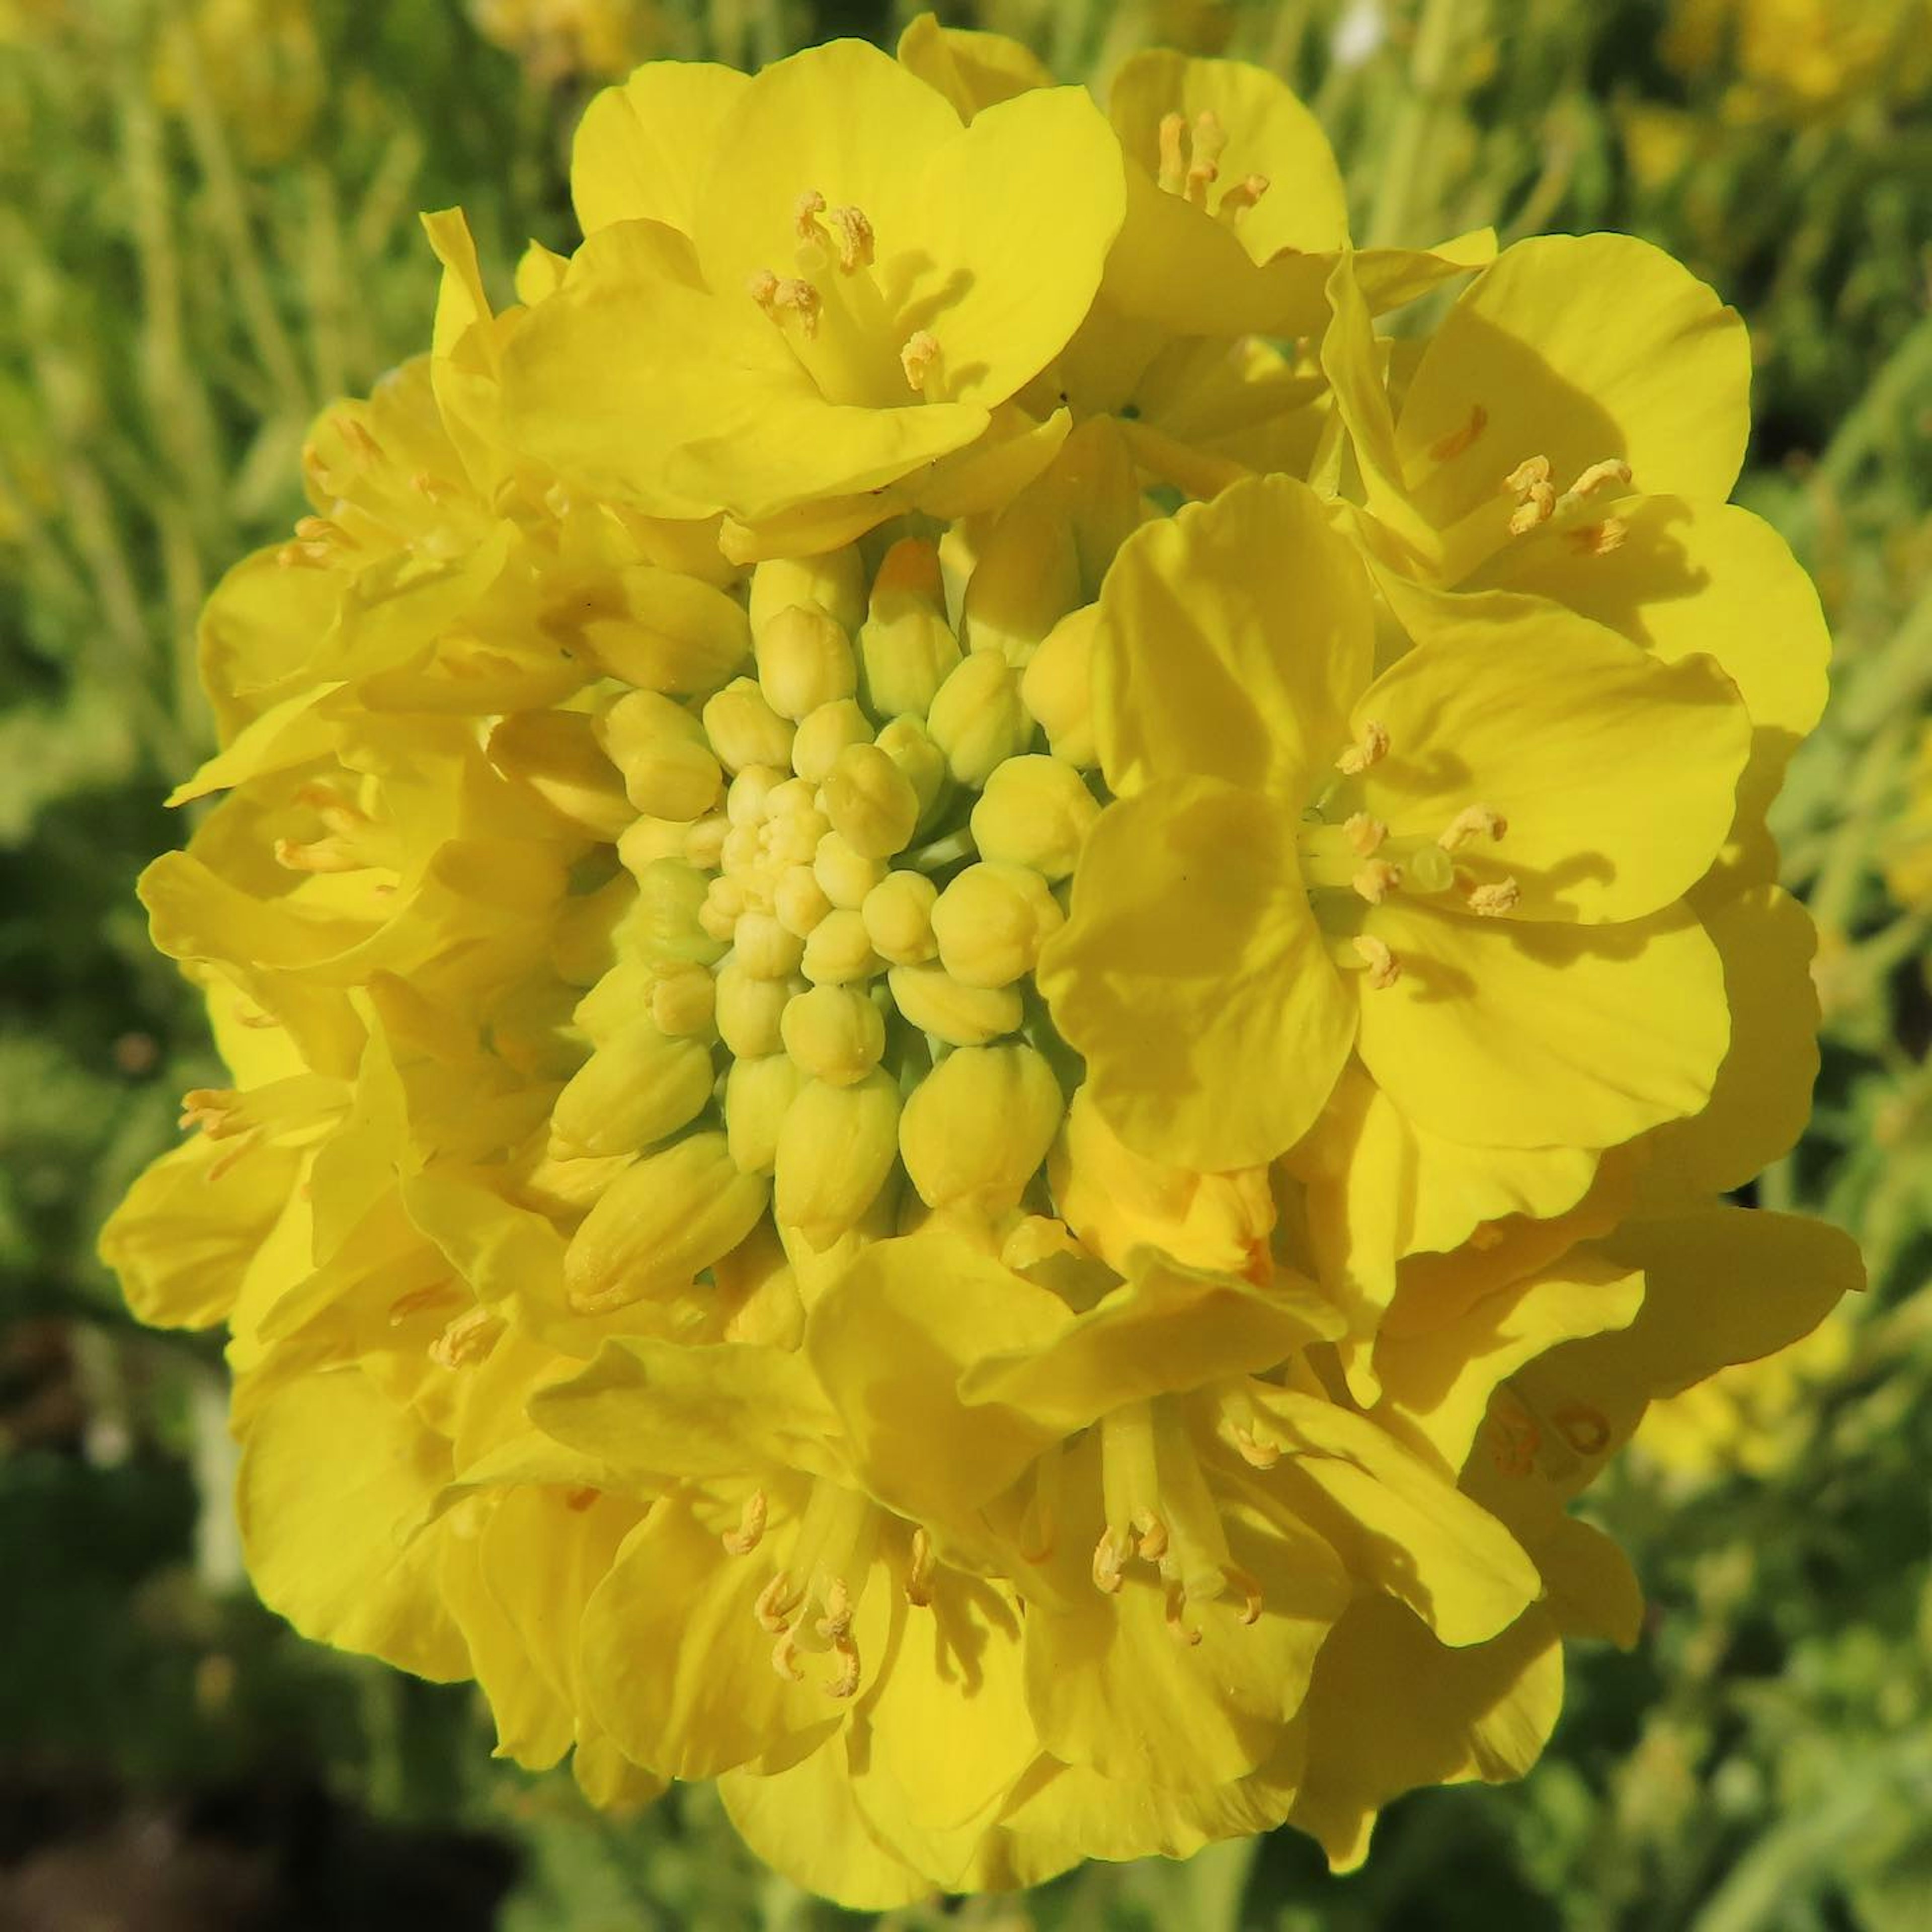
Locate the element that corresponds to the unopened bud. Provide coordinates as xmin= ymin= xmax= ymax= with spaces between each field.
xmin=790 ymin=699 xmax=872 ymax=784
xmin=822 ymin=742 xmax=919 ymax=860
xmin=873 ymin=716 xmax=948 ymax=823
xmin=725 ymin=1054 xmax=807 ymax=1174
xmin=858 ymin=538 xmax=961 ymax=717
xmin=734 ymin=910 xmax=806 ymax=980
xmin=773 ymin=864 xmax=832 ymax=937
xmin=599 ymin=690 xmax=722 ymax=820
xmin=774 ymin=1070 xmax=901 ymax=1249
xmin=702 ymin=677 xmax=796 ymax=773
xmin=623 ymin=857 xmax=727 ymax=968
xmin=931 ymin=862 xmax=1064 ymax=989
xmin=961 ymin=500 xmax=1082 ymax=666
xmin=814 ymin=830 xmax=886 ymax=909
xmin=969 ymin=754 xmax=1099 ymax=880
xmin=564 ymin=1131 xmax=769 ymax=1312
xmin=551 ymin=1017 xmax=714 ymax=1157
xmin=899 ymin=1043 xmax=1064 ymax=1213
xmin=887 ymin=963 xmax=1023 ymax=1046
xmin=580 ymin=565 xmax=752 ymax=695
xmin=715 ymin=961 xmax=794 ymax=1058
xmin=755 ymin=603 xmax=856 ymax=721
xmin=801 ymin=907 xmax=878 ymax=986
xmin=750 ymin=547 xmax=867 ymax=637
xmin=1020 ymin=604 xmax=1098 ymax=767
xmin=780 ymin=984 xmax=886 ymax=1085
xmin=927 ymin=650 xmax=1033 ymax=786
xmin=861 ymin=870 xmax=938 ymax=965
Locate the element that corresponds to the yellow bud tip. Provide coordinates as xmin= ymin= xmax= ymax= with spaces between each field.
xmin=1335 ymin=719 xmax=1390 ymax=775
xmin=1437 ymin=803 xmax=1508 ymax=850
xmin=1429 ymin=402 xmax=1489 ymax=463
xmin=1351 ymin=858 xmax=1403 ymax=905
xmin=900 ymin=329 xmax=941 ymax=393
xmin=1352 ymin=934 xmax=1401 ymax=989
xmin=1091 ymin=1530 xmax=1126 ymax=1595
xmin=1466 ymin=876 xmax=1521 ymax=916
xmin=1345 ymin=812 xmax=1388 ymax=857
xmin=721 ymin=1488 xmax=768 ymax=1557
xmin=827 ymin=204 xmax=874 ymax=273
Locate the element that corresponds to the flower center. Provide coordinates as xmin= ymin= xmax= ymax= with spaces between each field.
xmin=1154 ymin=108 xmax=1270 ymax=224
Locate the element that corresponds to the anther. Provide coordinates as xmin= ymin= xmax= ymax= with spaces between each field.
xmin=292 ymin=516 xmax=352 ymax=549
xmin=1133 ymin=1509 xmax=1170 ymax=1562
xmin=338 ymin=417 xmax=383 ymax=463
xmin=748 ymin=267 xmax=780 ymax=315
xmin=1217 ymin=173 xmax=1269 ymax=219
xmin=1429 ymin=403 xmax=1489 ymax=463
xmin=773 ymin=277 xmax=822 ymax=338
xmin=1335 ymin=719 xmax=1390 ymax=775
xmin=1351 ymin=858 xmax=1402 ymax=905
xmin=275 ymin=542 xmax=332 ymax=569
xmin=793 ymin=188 xmax=827 ymax=240
xmin=1091 ymin=1530 xmax=1126 ymax=1595
xmin=904 ymin=1526 xmax=934 ymax=1608
xmin=1564 ymin=458 xmax=1633 ymax=500
xmin=273 ymin=836 xmax=362 ymax=874
xmin=387 ymin=1282 xmax=459 ymax=1325
xmin=1569 ymin=516 xmax=1629 ymax=556
xmin=1164 ymin=1581 xmax=1203 ymax=1647
xmin=1157 ymin=112 xmax=1187 ymax=194
xmin=1503 ymin=454 xmax=1555 ymax=535
xmin=427 ymin=1305 xmax=503 ymax=1369
xmin=824 ymin=1633 xmax=861 ymax=1700
xmin=900 ymin=330 xmax=940 ymax=392
xmin=1233 ymin=1426 xmax=1280 ymax=1469
xmin=815 ymin=1578 xmax=853 ymax=1641
xmin=1184 ymin=110 xmax=1227 ymax=206
xmin=1345 ymin=813 xmax=1387 ymax=857
xmin=1227 ymin=1564 xmax=1264 ymax=1626
xmin=1437 ymin=803 xmax=1508 ymax=851
xmin=754 ymin=1571 xmax=797 ymax=1634
xmin=1352 ymin=934 xmax=1401 ymax=990
xmin=1466 ymin=877 xmax=1521 ymax=916
xmin=771 ymin=1629 xmax=804 ymax=1683
xmin=179 ymin=1090 xmax=243 ymax=1137
xmin=721 ymin=1489 xmax=768 ymax=1557
xmin=827 ymin=205 xmax=874 ymax=273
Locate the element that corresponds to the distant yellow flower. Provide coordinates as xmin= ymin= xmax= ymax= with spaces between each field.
xmin=1663 ymin=0 xmax=1932 ymax=118
xmin=1885 ymin=723 xmax=1932 ymax=911
xmin=470 ymin=0 xmax=658 ymax=83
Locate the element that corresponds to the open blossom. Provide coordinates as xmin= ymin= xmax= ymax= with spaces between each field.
xmin=99 ymin=17 xmax=1858 ymax=1907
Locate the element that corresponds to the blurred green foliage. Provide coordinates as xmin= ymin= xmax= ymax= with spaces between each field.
xmin=2 ymin=0 xmax=1928 ymax=1926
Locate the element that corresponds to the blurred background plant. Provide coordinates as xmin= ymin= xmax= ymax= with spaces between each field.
xmin=2 ymin=0 xmax=1927 ymax=1925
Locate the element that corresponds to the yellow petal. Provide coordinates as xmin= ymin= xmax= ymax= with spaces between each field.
xmin=1095 ymin=472 xmax=1373 ymax=798
xmin=571 ymin=61 xmax=750 ymax=237
xmin=440 ymin=1518 xmax=574 ymax=1770
xmin=1354 ymin=617 xmax=1750 ymax=923
xmin=1394 ymin=232 xmax=1750 ymax=533
xmin=1288 ymin=1596 xmax=1563 ymax=1871
xmin=1356 ymin=902 xmax=1729 ymax=1151
xmin=1040 ymin=778 xmax=1356 ymax=1170
xmin=895 ymin=14 xmax=1051 ymax=119
xmin=235 ymin=1366 xmax=469 ymax=1680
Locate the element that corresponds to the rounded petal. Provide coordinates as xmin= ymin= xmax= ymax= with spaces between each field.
xmin=572 ymin=61 xmax=750 ymax=237
xmin=895 ymin=16 xmax=1051 ymax=119
xmin=1394 ymin=233 xmax=1751 ymax=530
xmin=1355 ymin=902 xmax=1729 ymax=1150
xmin=1355 ymin=618 xmax=1750 ymax=923
xmin=1095 ymin=473 xmax=1373 ymax=798
xmin=1040 ymin=778 xmax=1356 ymax=1170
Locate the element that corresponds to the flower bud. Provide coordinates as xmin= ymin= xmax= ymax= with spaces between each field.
xmin=552 ymin=872 xmax=633 ymax=986
xmin=574 ymin=959 xmax=651 ymax=1043
xmin=970 ymin=754 xmax=1099 ymax=880
xmin=750 ymin=547 xmax=867 ymax=637
xmin=702 ymin=677 xmax=796 ymax=774
xmin=899 ymin=1043 xmax=1064 ymax=1213
xmin=774 ymin=1070 xmax=900 ymax=1250
xmin=725 ymin=1053 xmax=807 ymax=1174
xmin=861 ymin=870 xmax=938 ymax=965
xmin=580 ymin=565 xmax=752 ymax=696
xmin=781 ymin=983 xmax=886 ymax=1085
xmin=564 ymin=1130 xmax=768 ymax=1312
xmin=599 ymin=689 xmax=722 ymax=820
xmin=873 ymin=715 xmax=949 ymax=824
xmin=790 ymin=699 xmax=872 ymax=784
xmin=734 ymin=910 xmax=806 ymax=980
xmin=814 ymin=830 xmax=886 ymax=909
xmin=1020 ymin=603 xmax=1098 ymax=767
xmin=801 ymin=907 xmax=878 ymax=986
xmin=624 ymin=857 xmax=727 ymax=968
xmin=961 ymin=500 xmax=1081 ymax=666
xmin=551 ymin=1016 xmax=715 ymax=1157
xmin=888 ymin=963 xmax=1022 ymax=1046
xmin=488 ymin=711 xmax=632 ymax=838
xmin=618 ymin=815 xmax=695 ymax=873
xmin=715 ymin=960 xmax=793 ymax=1058
xmin=755 ymin=603 xmax=856 ymax=721
xmin=772 ymin=864 xmax=832 ymax=938
xmin=931 ymin=862 xmax=1064 ymax=989
xmin=651 ymin=961 xmax=717 ymax=1036
xmin=858 ymin=538 xmax=961 ymax=718
xmin=927 ymin=650 xmax=1033 ymax=785
xmin=822 ymin=742 xmax=919 ymax=860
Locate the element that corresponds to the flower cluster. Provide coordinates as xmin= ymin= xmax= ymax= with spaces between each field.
xmin=103 ymin=21 xmax=1860 ymax=1905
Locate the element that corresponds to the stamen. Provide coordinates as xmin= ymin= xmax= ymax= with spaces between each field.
xmin=899 ymin=330 xmax=941 ymax=393
xmin=1183 ymin=111 xmax=1227 ymax=207
xmin=1351 ymin=858 xmax=1402 ymax=905
xmin=1352 ymin=934 xmax=1401 ymax=989
xmin=338 ymin=417 xmax=383 ymax=464
xmin=1217 ymin=173 xmax=1269 ymax=219
xmin=387 ymin=1282 xmax=460 ymax=1326
xmin=1226 ymin=1563 xmax=1264 ymax=1626
xmin=292 ymin=515 xmax=354 ymax=550
xmin=1569 ymin=516 xmax=1629 ymax=556
xmin=771 ymin=1629 xmax=804 ymax=1682
xmin=427 ymin=1305 xmax=503 ymax=1369
xmin=793 ymin=188 xmax=827 ymax=242
xmin=1345 ymin=813 xmax=1387 ymax=857
xmin=1157 ymin=111 xmax=1187 ymax=194
xmin=1438 ymin=803 xmax=1508 ymax=850
xmin=773 ymin=277 xmax=822 ymax=339
xmin=275 ymin=542 xmax=333 ymax=569
xmin=1091 ymin=1528 xmax=1126 ymax=1595
xmin=273 ymin=836 xmax=364 ymax=874
xmin=721 ymin=1489 xmax=768 ymax=1557
xmin=1503 ymin=455 xmax=1551 ymax=495
xmin=814 ymin=1577 xmax=853 ymax=1641
xmin=1466 ymin=877 xmax=1521 ymax=916
xmin=827 ymin=205 xmax=874 ymax=273
xmin=1133 ymin=1509 xmax=1170 ymax=1562
xmin=1233 ymin=1426 xmax=1280 ymax=1469
xmin=754 ymin=1571 xmax=797 ymax=1634
xmin=1564 ymin=458 xmax=1633 ymax=500
xmin=1164 ymin=1580 xmax=1203 ymax=1647
xmin=904 ymin=1526 xmax=934 ymax=1608
xmin=1429 ymin=403 xmax=1489 ymax=463
xmin=748 ymin=267 xmax=780 ymax=315
xmin=824 ymin=1632 xmax=861 ymax=1700
xmin=1503 ymin=454 xmax=1556 ymax=535
xmin=1335 ymin=719 xmax=1390 ymax=775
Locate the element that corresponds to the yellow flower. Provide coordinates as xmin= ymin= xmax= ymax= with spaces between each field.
xmin=469 ymin=0 xmax=657 ymax=84
xmin=1040 ymin=470 xmax=1750 ymax=1173
xmin=1885 ymin=722 xmax=1932 ymax=911
xmin=1662 ymin=0 xmax=1932 ymax=118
